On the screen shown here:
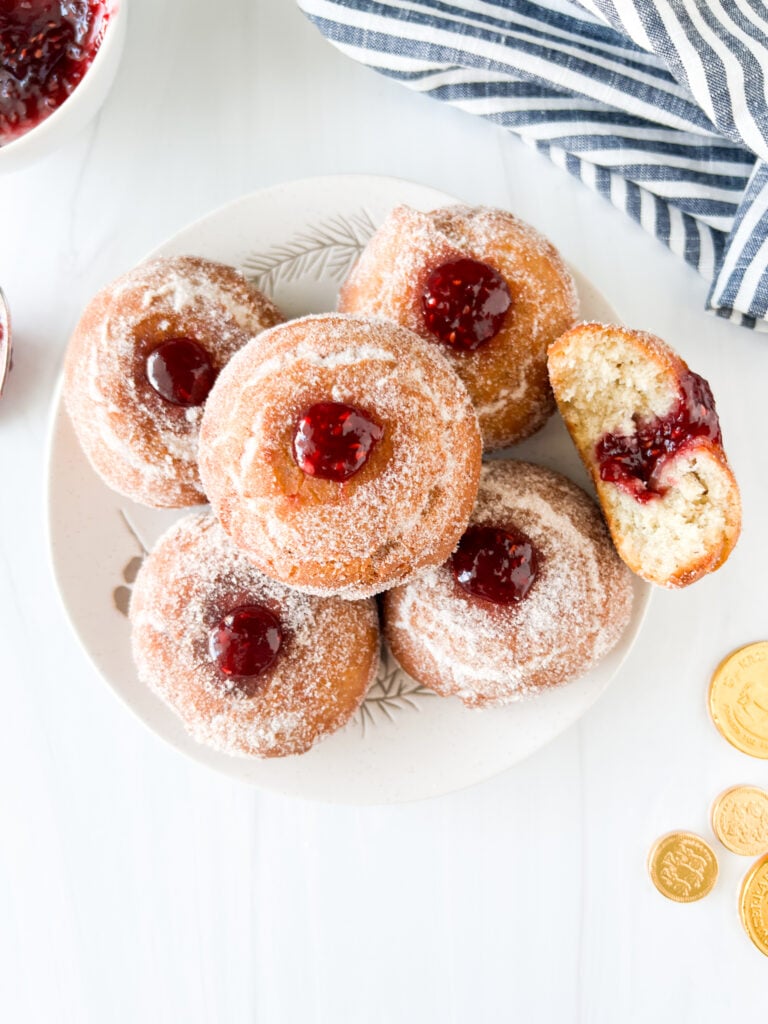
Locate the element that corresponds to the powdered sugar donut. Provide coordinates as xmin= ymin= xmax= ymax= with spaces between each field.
xmin=383 ymin=461 xmax=633 ymax=707
xmin=338 ymin=205 xmax=578 ymax=450
xmin=130 ymin=514 xmax=380 ymax=758
xmin=198 ymin=313 xmax=483 ymax=599
xmin=64 ymin=256 xmax=284 ymax=508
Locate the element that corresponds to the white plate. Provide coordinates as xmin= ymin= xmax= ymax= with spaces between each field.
xmin=47 ymin=174 xmax=651 ymax=804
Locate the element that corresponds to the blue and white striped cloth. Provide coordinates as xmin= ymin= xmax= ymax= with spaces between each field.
xmin=298 ymin=0 xmax=768 ymax=332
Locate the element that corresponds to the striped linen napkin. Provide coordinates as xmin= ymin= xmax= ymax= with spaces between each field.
xmin=298 ymin=0 xmax=768 ymax=332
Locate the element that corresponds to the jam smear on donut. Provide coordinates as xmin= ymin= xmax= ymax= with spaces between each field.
xmin=0 ymin=1 xmax=110 ymax=146
xmin=209 ymin=604 xmax=283 ymax=694
xmin=595 ymin=371 xmax=722 ymax=503
xmin=421 ymin=258 xmax=512 ymax=352
xmin=451 ymin=524 xmax=539 ymax=605
xmin=146 ymin=338 xmax=218 ymax=407
xmin=293 ymin=401 xmax=383 ymax=482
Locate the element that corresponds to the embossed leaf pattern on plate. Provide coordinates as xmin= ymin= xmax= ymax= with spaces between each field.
xmin=355 ymin=646 xmax=434 ymax=735
xmin=241 ymin=210 xmax=377 ymax=292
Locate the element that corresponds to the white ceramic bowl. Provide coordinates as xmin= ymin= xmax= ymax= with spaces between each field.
xmin=0 ymin=1 xmax=127 ymax=174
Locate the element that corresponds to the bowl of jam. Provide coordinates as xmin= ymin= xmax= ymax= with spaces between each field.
xmin=0 ymin=1 xmax=126 ymax=171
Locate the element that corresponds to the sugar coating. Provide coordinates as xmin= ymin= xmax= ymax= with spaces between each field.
xmin=63 ymin=256 xmax=284 ymax=508
xmin=384 ymin=461 xmax=634 ymax=707
xmin=338 ymin=204 xmax=578 ymax=450
xmin=130 ymin=514 xmax=380 ymax=758
xmin=198 ymin=313 xmax=483 ymax=599
xmin=548 ymin=323 xmax=742 ymax=587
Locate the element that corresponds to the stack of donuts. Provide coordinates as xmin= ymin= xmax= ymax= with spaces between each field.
xmin=63 ymin=206 xmax=741 ymax=759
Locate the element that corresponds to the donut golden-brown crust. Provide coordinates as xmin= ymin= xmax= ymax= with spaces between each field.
xmin=383 ymin=461 xmax=634 ymax=707
xmin=547 ymin=323 xmax=741 ymax=588
xmin=64 ymin=256 xmax=284 ymax=508
xmin=130 ymin=514 xmax=380 ymax=758
xmin=338 ymin=205 xmax=578 ymax=450
xmin=198 ymin=313 xmax=483 ymax=599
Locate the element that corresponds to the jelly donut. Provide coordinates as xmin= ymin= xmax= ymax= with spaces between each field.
xmin=64 ymin=256 xmax=284 ymax=507
xmin=338 ymin=205 xmax=578 ymax=450
xmin=548 ymin=323 xmax=741 ymax=587
xmin=383 ymin=461 xmax=634 ymax=707
xmin=130 ymin=514 xmax=380 ymax=758
xmin=198 ymin=313 xmax=483 ymax=599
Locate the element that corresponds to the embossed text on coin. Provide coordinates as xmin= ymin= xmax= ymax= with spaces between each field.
xmin=648 ymin=831 xmax=718 ymax=903
xmin=739 ymin=853 xmax=768 ymax=957
xmin=712 ymin=785 xmax=768 ymax=856
xmin=709 ymin=642 xmax=768 ymax=759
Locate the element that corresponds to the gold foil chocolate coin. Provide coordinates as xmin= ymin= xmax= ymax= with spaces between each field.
xmin=739 ymin=853 xmax=768 ymax=957
xmin=648 ymin=832 xmax=718 ymax=902
xmin=709 ymin=642 xmax=768 ymax=759
xmin=711 ymin=785 xmax=768 ymax=856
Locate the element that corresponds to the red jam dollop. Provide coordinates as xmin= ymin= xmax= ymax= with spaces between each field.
xmin=421 ymin=257 xmax=512 ymax=352
xmin=293 ymin=401 xmax=383 ymax=482
xmin=145 ymin=338 xmax=217 ymax=407
xmin=451 ymin=523 xmax=539 ymax=605
xmin=595 ymin=371 xmax=722 ymax=503
xmin=209 ymin=605 xmax=283 ymax=693
xmin=0 ymin=1 xmax=110 ymax=146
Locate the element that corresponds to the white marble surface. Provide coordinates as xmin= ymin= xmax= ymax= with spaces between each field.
xmin=1 ymin=0 xmax=766 ymax=1020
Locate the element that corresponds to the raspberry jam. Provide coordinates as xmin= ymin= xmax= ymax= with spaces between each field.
xmin=451 ymin=524 xmax=539 ymax=605
xmin=421 ymin=258 xmax=512 ymax=351
xmin=145 ymin=338 xmax=217 ymax=407
xmin=0 ymin=1 xmax=110 ymax=146
xmin=293 ymin=401 xmax=383 ymax=482
xmin=595 ymin=371 xmax=722 ymax=503
xmin=209 ymin=605 xmax=283 ymax=693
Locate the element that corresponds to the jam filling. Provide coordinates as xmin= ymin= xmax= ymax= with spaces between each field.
xmin=451 ymin=523 xmax=539 ymax=605
xmin=595 ymin=370 xmax=722 ymax=503
xmin=145 ymin=338 xmax=217 ymax=407
xmin=0 ymin=1 xmax=110 ymax=146
xmin=421 ymin=257 xmax=512 ymax=352
xmin=292 ymin=401 xmax=383 ymax=482
xmin=209 ymin=605 xmax=283 ymax=694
